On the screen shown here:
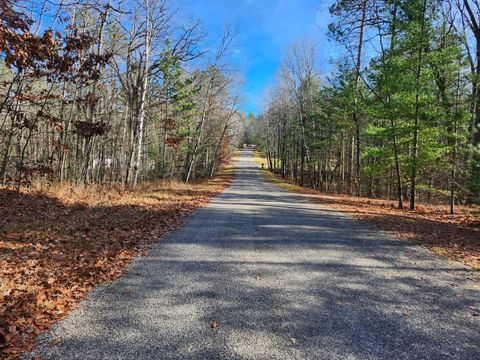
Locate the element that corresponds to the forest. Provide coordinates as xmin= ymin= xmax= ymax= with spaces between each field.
xmin=0 ymin=0 xmax=242 ymax=190
xmin=254 ymin=0 xmax=480 ymax=212
xmin=1 ymin=1 xmax=480 ymax=358
xmin=0 ymin=1 xmax=243 ymax=355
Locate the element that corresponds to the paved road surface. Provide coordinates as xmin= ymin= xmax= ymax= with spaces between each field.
xmin=29 ymin=150 xmax=479 ymax=359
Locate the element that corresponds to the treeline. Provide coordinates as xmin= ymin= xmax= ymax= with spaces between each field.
xmin=0 ymin=0 xmax=242 ymax=189
xmin=255 ymin=0 xmax=480 ymax=212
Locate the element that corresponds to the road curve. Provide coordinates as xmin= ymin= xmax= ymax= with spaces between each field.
xmin=28 ymin=150 xmax=479 ymax=360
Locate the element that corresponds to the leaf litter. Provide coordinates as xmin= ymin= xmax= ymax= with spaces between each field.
xmin=0 ymin=171 xmax=233 ymax=358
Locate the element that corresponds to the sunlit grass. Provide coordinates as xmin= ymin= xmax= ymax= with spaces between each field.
xmin=252 ymin=150 xmax=304 ymax=192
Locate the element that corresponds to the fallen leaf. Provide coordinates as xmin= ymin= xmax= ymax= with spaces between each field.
xmin=49 ymin=338 xmax=61 ymax=346
xmin=210 ymin=320 xmax=220 ymax=330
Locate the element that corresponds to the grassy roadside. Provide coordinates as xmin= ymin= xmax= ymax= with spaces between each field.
xmin=252 ymin=151 xmax=302 ymax=192
xmin=0 ymin=164 xmax=235 ymax=359
xmin=253 ymin=150 xmax=480 ymax=270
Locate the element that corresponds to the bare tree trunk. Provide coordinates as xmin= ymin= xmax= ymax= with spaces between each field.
xmin=131 ymin=0 xmax=152 ymax=188
xmin=185 ymin=79 xmax=212 ymax=182
xmin=352 ymin=0 xmax=367 ymax=196
xmin=410 ymin=0 xmax=427 ymax=210
xmin=463 ymin=0 xmax=480 ymax=202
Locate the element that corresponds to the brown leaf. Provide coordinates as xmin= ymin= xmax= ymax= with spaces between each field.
xmin=210 ymin=320 xmax=220 ymax=330
xmin=49 ymin=338 xmax=61 ymax=346
xmin=0 ymin=332 xmax=6 ymax=346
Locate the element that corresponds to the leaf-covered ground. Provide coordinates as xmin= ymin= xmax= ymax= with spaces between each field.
xmin=0 ymin=170 xmax=233 ymax=359
xmin=308 ymin=192 xmax=480 ymax=269
xmin=254 ymin=152 xmax=480 ymax=270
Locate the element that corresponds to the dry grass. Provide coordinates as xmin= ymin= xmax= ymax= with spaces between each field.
xmin=253 ymin=151 xmax=480 ymax=270
xmin=0 ymin=166 xmax=234 ymax=358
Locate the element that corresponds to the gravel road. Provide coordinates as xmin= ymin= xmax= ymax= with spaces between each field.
xmin=28 ymin=149 xmax=480 ymax=360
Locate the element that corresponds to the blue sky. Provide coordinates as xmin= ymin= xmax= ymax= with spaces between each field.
xmin=187 ymin=0 xmax=335 ymax=115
